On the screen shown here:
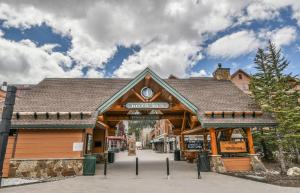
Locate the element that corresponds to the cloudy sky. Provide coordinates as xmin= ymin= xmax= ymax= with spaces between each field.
xmin=0 ymin=0 xmax=300 ymax=84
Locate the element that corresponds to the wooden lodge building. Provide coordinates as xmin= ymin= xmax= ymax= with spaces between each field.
xmin=1 ymin=66 xmax=276 ymax=178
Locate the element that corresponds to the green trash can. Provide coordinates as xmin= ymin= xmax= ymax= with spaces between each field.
xmin=83 ymin=154 xmax=96 ymax=176
xmin=198 ymin=151 xmax=210 ymax=172
xmin=174 ymin=149 xmax=180 ymax=161
xmin=108 ymin=150 xmax=115 ymax=163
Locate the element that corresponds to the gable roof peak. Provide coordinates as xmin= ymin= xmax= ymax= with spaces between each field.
xmin=96 ymin=67 xmax=198 ymax=114
xmin=231 ymin=69 xmax=251 ymax=78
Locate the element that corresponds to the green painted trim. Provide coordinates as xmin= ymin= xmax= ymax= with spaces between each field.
xmin=202 ymin=122 xmax=278 ymax=128
xmin=97 ymin=68 xmax=198 ymax=114
xmin=11 ymin=124 xmax=94 ymax=129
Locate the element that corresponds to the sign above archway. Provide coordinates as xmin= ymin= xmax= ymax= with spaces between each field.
xmin=125 ymin=102 xmax=169 ymax=109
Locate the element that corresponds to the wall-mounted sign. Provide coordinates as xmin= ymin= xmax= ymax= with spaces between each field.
xmin=141 ymin=87 xmax=154 ymax=99
xmin=130 ymin=115 xmax=161 ymax=120
xmin=73 ymin=142 xmax=83 ymax=152
xmin=125 ymin=102 xmax=169 ymax=109
xmin=220 ymin=141 xmax=247 ymax=153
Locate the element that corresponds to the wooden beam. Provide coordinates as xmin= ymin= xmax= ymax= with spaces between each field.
xmin=181 ymin=127 xmax=203 ymax=135
xmin=180 ymin=111 xmax=187 ymax=151
xmin=97 ymin=121 xmax=110 ymax=129
xmin=181 ymin=111 xmax=187 ymax=130
xmin=246 ymin=128 xmax=255 ymax=154
xmin=131 ymin=89 xmax=146 ymax=102
xmin=209 ymin=128 xmax=218 ymax=155
xmin=227 ymin=128 xmax=234 ymax=140
xmin=120 ymin=90 xmax=132 ymax=103
xmin=172 ymin=129 xmax=182 ymax=135
xmin=204 ymin=133 xmax=208 ymax=150
xmin=149 ymin=91 xmax=162 ymax=102
xmin=190 ymin=115 xmax=198 ymax=129
xmin=97 ymin=115 xmax=104 ymax=122
xmin=104 ymin=114 xmax=183 ymax=121
xmin=145 ymin=74 xmax=151 ymax=87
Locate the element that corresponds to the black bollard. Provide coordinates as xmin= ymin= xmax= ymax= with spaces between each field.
xmin=104 ymin=159 xmax=107 ymax=176
xmin=136 ymin=157 xmax=138 ymax=176
xmin=166 ymin=157 xmax=170 ymax=178
xmin=197 ymin=153 xmax=201 ymax=179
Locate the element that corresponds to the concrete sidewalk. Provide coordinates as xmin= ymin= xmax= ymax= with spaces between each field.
xmin=1 ymin=150 xmax=299 ymax=193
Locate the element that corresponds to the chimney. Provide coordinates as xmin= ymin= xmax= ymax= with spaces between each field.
xmin=213 ymin=63 xmax=230 ymax=80
xmin=1 ymin=81 xmax=7 ymax=91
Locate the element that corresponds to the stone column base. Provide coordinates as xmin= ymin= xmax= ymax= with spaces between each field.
xmin=249 ymin=154 xmax=267 ymax=172
xmin=9 ymin=158 xmax=83 ymax=178
xmin=210 ymin=155 xmax=226 ymax=173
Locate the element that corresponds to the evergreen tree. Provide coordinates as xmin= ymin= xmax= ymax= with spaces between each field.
xmin=128 ymin=120 xmax=156 ymax=141
xmin=250 ymin=41 xmax=300 ymax=173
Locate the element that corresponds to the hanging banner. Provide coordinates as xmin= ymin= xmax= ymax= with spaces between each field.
xmin=125 ymin=102 xmax=169 ymax=109
xmin=220 ymin=141 xmax=247 ymax=153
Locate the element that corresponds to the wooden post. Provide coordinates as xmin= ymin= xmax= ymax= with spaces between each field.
xmin=246 ymin=128 xmax=255 ymax=154
xmin=180 ymin=111 xmax=187 ymax=151
xmin=209 ymin=128 xmax=218 ymax=155
xmin=203 ymin=133 xmax=208 ymax=151
xmin=180 ymin=134 xmax=185 ymax=151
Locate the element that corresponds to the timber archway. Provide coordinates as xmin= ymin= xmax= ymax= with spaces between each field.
xmin=95 ymin=68 xmax=201 ymax=158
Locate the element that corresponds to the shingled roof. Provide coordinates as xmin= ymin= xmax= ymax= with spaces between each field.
xmin=10 ymin=70 xmax=276 ymax=129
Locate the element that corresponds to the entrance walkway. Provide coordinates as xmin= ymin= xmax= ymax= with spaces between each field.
xmin=1 ymin=150 xmax=299 ymax=193
xmin=96 ymin=150 xmax=196 ymax=179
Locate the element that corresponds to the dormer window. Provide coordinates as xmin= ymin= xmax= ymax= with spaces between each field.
xmin=238 ymin=73 xmax=243 ymax=80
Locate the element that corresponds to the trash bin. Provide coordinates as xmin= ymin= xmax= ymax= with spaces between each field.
xmin=174 ymin=149 xmax=181 ymax=161
xmin=108 ymin=150 xmax=115 ymax=163
xmin=198 ymin=151 xmax=210 ymax=172
xmin=83 ymin=154 xmax=96 ymax=176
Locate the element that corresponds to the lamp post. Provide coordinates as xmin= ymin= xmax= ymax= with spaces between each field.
xmin=0 ymin=86 xmax=16 ymax=188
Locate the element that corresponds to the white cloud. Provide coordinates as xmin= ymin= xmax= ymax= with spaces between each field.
xmin=207 ymin=26 xmax=297 ymax=59
xmin=237 ymin=1 xmax=279 ymax=24
xmin=0 ymin=38 xmax=75 ymax=83
xmin=190 ymin=69 xmax=208 ymax=77
xmin=0 ymin=1 xmax=250 ymax=82
xmin=113 ymin=41 xmax=199 ymax=78
xmin=258 ymin=26 xmax=297 ymax=47
xmin=207 ymin=30 xmax=260 ymax=59
xmin=85 ymin=68 xmax=104 ymax=78
xmin=271 ymin=26 xmax=297 ymax=47
xmin=0 ymin=0 xmax=299 ymax=83
xmin=40 ymin=44 xmax=60 ymax=54
xmin=0 ymin=37 xmax=106 ymax=84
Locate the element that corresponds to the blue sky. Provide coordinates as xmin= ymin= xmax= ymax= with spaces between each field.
xmin=0 ymin=1 xmax=300 ymax=83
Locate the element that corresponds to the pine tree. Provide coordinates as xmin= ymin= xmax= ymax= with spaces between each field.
xmin=128 ymin=120 xmax=156 ymax=141
xmin=250 ymin=41 xmax=300 ymax=173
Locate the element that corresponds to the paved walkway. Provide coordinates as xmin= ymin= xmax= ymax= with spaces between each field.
xmin=1 ymin=150 xmax=299 ymax=193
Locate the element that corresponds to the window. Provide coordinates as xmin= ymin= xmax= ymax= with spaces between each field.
xmin=238 ymin=73 xmax=243 ymax=80
xmin=94 ymin=141 xmax=102 ymax=147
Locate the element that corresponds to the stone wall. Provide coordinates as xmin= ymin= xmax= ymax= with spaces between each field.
xmin=210 ymin=155 xmax=226 ymax=173
xmin=249 ymin=154 xmax=267 ymax=172
xmin=9 ymin=158 xmax=83 ymax=178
